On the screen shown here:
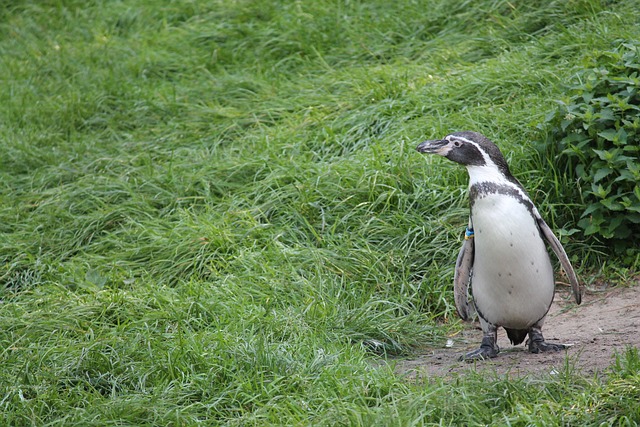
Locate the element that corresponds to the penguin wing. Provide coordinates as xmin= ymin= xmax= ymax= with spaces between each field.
xmin=536 ymin=217 xmax=582 ymax=305
xmin=454 ymin=234 xmax=475 ymax=320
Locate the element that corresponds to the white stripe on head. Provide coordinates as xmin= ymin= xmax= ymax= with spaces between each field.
xmin=444 ymin=134 xmax=509 ymax=185
xmin=444 ymin=134 xmax=531 ymax=203
xmin=444 ymin=135 xmax=494 ymax=165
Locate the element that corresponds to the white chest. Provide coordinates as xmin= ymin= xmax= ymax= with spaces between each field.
xmin=471 ymin=193 xmax=555 ymax=329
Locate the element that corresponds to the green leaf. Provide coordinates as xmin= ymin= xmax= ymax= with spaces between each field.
xmin=607 ymin=215 xmax=624 ymax=233
xmin=600 ymin=196 xmax=624 ymax=211
xmin=579 ymin=217 xmax=601 ymax=236
xmin=593 ymin=167 xmax=613 ymax=183
xmin=560 ymin=119 xmax=573 ymax=131
xmin=614 ymin=170 xmax=635 ymax=182
xmin=615 ymin=127 xmax=628 ymax=145
xmin=582 ymin=203 xmax=601 ymax=216
xmin=599 ymin=108 xmax=616 ymax=123
xmin=581 ymin=91 xmax=594 ymax=104
xmin=544 ymin=110 xmax=558 ymax=123
xmin=598 ymin=129 xmax=618 ymax=142
xmin=612 ymin=223 xmax=632 ymax=239
xmin=590 ymin=182 xmax=610 ymax=198
xmin=591 ymin=149 xmax=607 ymax=161
xmin=621 ymin=196 xmax=640 ymax=213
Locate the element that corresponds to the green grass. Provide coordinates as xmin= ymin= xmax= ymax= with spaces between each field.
xmin=1 ymin=0 xmax=639 ymax=425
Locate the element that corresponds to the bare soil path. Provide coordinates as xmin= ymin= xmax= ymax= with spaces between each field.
xmin=391 ymin=280 xmax=640 ymax=379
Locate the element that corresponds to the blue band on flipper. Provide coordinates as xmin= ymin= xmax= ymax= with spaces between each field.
xmin=464 ymin=227 xmax=474 ymax=240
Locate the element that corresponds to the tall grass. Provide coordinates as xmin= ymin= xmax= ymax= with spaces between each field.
xmin=1 ymin=0 xmax=639 ymax=425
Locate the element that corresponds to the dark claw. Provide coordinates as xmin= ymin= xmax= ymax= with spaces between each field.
xmin=527 ymin=327 xmax=567 ymax=354
xmin=460 ymin=334 xmax=500 ymax=362
xmin=528 ymin=340 xmax=566 ymax=354
xmin=460 ymin=346 xmax=500 ymax=361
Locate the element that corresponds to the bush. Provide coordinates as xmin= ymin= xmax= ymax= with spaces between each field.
xmin=540 ymin=40 xmax=640 ymax=249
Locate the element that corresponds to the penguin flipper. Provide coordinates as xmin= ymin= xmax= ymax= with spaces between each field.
xmin=536 ymin=218 xmax=582 ymax=305
xmin=454 ymin=235 xmax=475 ymax=320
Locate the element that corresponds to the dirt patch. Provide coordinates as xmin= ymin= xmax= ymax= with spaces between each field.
xmin=391 ymin=280 xmax=640 ymax=379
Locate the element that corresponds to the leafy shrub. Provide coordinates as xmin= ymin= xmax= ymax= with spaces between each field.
xmin=540 ymin=41 xmax=640 ymax=248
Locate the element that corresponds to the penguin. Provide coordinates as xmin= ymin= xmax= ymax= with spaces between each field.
xmin=416 ymin=131 xmax=581 ymax=361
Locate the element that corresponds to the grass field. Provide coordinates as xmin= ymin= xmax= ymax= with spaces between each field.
xmin=1 ymin=0 xmax=639 ymax=425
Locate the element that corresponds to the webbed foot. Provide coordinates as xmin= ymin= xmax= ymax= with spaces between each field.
xmin=528 ymin=339 xmax=566 ymax=353
xmin=460 ymin=333 xmax=499 ymax=362
xmin=527 ymin=327 xmax=566 ymax=354
xmin=460 ymin=345 xmax=499 ymax=361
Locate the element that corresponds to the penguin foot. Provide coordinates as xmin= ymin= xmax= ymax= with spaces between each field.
xmin=528 ymin=339 xmax=566 ymax=354
xmin=460 ymin=334 xmax=500 ymax=361
xmin=526 ymin=327 xmax=566 ymax=354
xmin=460 ymin=345 xmax=499 ymax=361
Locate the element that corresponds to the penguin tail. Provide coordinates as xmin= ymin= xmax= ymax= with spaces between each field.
xmin=505 ymin=328 xmax=528 ymax=346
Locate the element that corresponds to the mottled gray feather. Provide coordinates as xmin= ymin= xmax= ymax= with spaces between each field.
xmin=454 ymin=235 xmax=475 ymax=320
xmin=536 ymin=217 xmax=582 ymax=304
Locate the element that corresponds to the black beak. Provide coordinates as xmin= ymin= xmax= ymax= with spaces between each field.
xmin=416 ymin=139 xmax=447 ymax=153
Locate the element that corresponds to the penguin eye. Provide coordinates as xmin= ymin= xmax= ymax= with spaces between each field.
xmin=453 ymin=140 xmax=462 ymax=147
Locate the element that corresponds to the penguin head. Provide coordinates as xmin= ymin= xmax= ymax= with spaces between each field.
xmin=416 ymin=131 xmax=514 ymax=181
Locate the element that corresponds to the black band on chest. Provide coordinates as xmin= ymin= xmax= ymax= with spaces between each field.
xmin=469 ymin=182 xmax=535 ymax=216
